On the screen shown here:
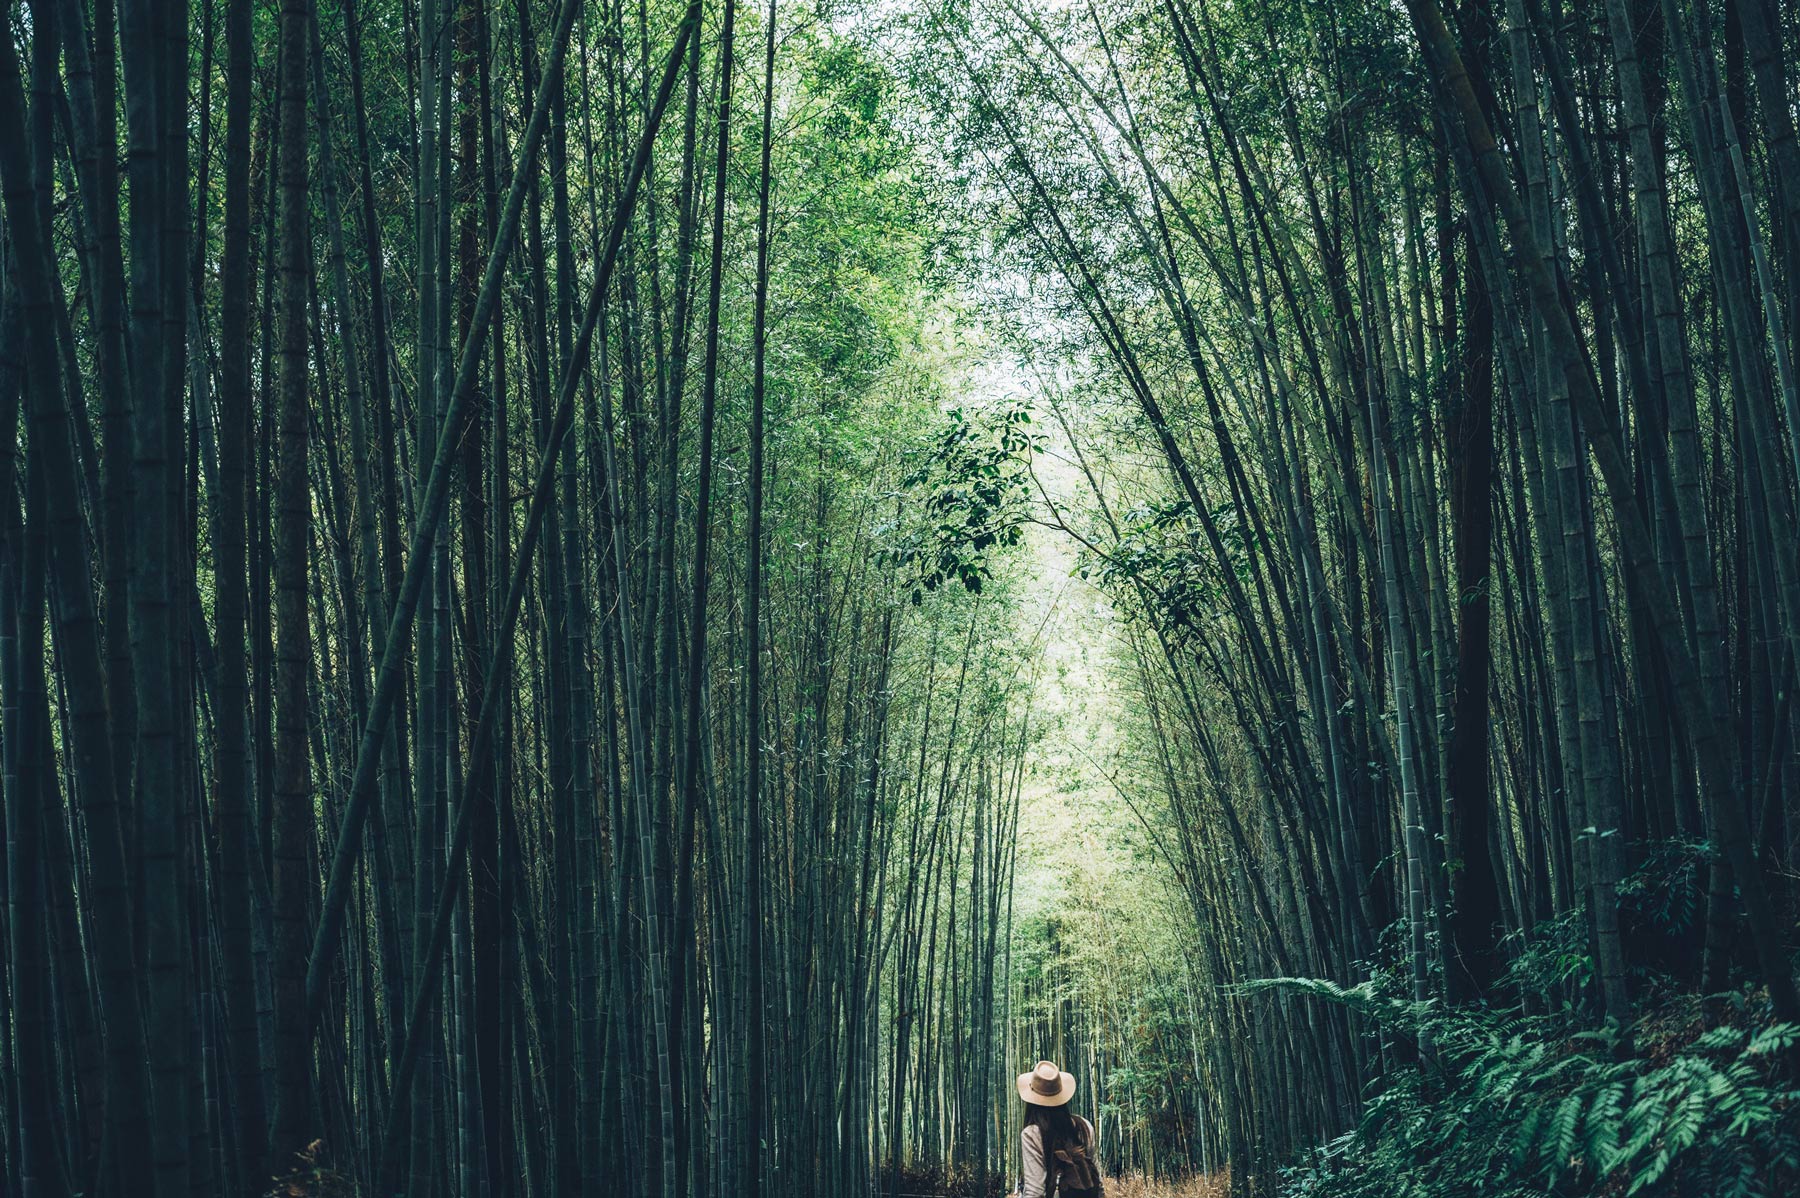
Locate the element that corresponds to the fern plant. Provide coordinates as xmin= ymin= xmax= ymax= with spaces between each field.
xmin=1260 ymin=977 xmax=1800 ymax=1198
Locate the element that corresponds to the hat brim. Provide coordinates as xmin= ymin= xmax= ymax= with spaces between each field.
xmin=1017 ymin=1070 xmax=1076 ymax=1106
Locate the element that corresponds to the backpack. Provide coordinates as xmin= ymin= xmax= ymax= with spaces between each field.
xmin=1051 ymin=1120 xmax=1103 ymax=1198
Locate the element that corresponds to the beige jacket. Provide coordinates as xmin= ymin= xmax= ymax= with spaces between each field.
xmin=1018 ymin=1116 xmax=1095 ymax=1198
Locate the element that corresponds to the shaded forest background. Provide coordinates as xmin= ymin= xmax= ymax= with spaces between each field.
xmin=2 ymin=0 xmax=1800 ymax=1193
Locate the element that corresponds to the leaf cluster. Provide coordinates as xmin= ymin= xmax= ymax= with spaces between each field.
xmin=1257 ymin=975 xmax=1800 ymax=1198
xmin=885 ymin=402 xmax=1039 ymax=603
xmin=1077 ymin=499 xmax=1255 ymax=640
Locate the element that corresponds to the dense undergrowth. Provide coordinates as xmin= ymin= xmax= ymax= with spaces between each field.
xmin=1265 ymin=846 xmax=1800 ymax=1198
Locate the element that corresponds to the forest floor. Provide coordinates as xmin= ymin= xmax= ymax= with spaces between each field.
xmin=907 ymin=1165 xmax=1231 ymax=1194
xmin=893 ymin=1165 xmax=1228 ymax=1198
xmin=1106 ymin=1174 xmax=1231 ymax=1198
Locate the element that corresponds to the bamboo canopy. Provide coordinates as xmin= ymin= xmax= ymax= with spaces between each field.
xmin=1 ymin=0 xmax=1798 ymax=1195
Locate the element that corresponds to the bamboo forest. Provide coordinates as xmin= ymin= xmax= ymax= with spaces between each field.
xmin=7 ymin=0 xmax=1800 ymax=1191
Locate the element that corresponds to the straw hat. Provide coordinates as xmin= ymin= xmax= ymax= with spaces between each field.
xmin=1016 ymin=1059 xmax=1076 ymax=1106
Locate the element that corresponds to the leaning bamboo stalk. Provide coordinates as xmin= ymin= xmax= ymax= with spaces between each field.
xmin=305 ymin=0 xmax=624 ymax=1013
xmin=367 ymin=13 xmax=695 ymax=1187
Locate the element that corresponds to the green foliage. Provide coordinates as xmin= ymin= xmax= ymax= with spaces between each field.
xmin=1076 ymin=499 xmax=1256 ymax=641
xmin=1257 ymin=974 xmax=1800 ymax=1198
xmin=1498 ymin=840 xmax=1715 ymax=1006
xmin=1617 ymin=840 xmax=1710 ymax=940
xmin=1096 ymin=976 xmax=1210 ymax=1155
xmin=887 ymin=402 xmax=1038 ymax=603
xmin=1502 ymin=907 xmax=1598 ymax=999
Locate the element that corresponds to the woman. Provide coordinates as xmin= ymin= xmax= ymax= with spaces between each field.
xmin=1016 ymin=1059 xmax=1103 ymax=1198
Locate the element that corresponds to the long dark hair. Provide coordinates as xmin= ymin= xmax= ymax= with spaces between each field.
xmin=1023 ymin=1101 xmax=1080 ymax=1162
